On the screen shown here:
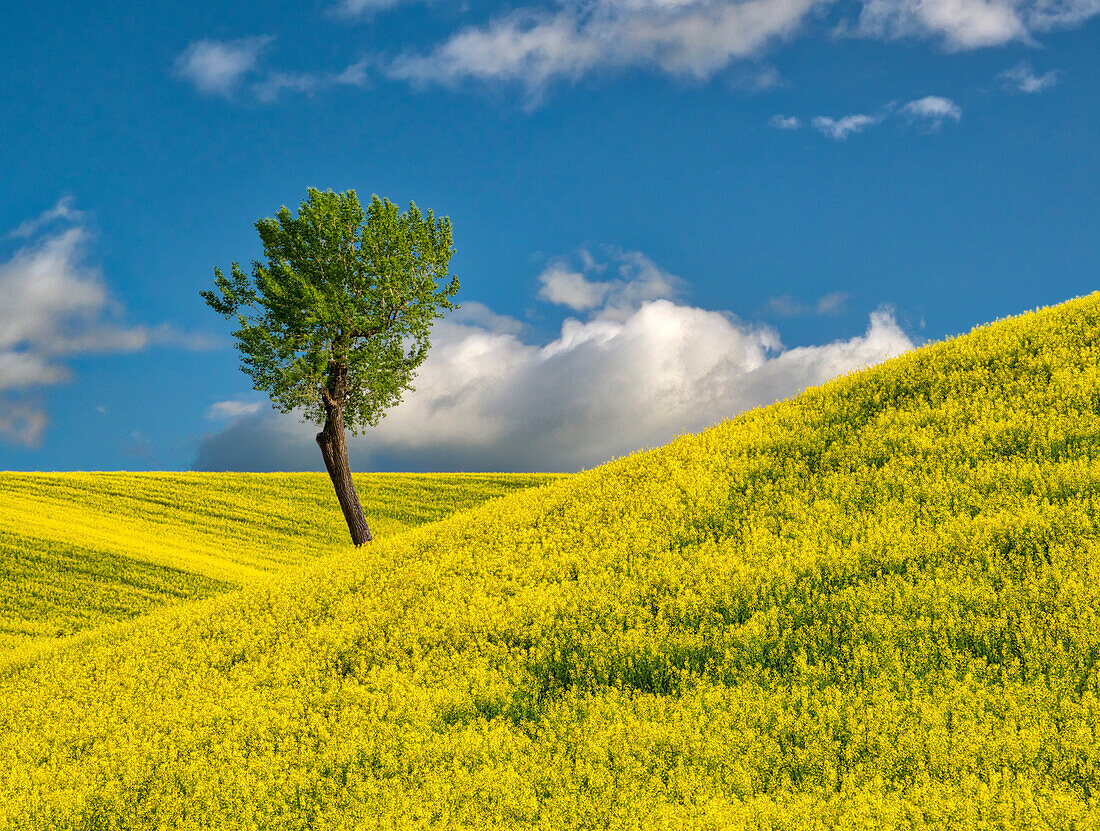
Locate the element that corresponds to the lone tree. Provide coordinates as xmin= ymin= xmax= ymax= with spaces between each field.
xmin=202 ymin=188 xmax=458 ymax=545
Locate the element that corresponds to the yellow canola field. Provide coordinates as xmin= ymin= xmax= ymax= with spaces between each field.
xmin=3 ymin=295 xmax=1100 ymax=828
xmin=0 ymin=472 xmax=562 ymax=656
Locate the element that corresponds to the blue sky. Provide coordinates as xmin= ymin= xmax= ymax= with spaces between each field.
xmin=1 ymin=0 xmax=1097 ymax=472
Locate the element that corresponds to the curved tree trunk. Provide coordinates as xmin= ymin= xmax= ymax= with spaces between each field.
xmin=316 ymin=404 xmax=372 ymax=546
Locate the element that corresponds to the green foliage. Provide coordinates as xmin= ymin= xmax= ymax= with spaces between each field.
xmin=4 ymin=295 xmax=1100 ymax=828
xmin=0 ymin=472 xmax=561 ymax=659
xmin=201 ymin=189 xmax=459 ymax=430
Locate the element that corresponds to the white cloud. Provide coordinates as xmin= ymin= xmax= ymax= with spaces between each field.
xmin=445 ymin=301 xmax=526 ymax=336
xmin=334 ymin=60 xmax=371 ymax=87
xmin=193 ymin=250 xmax=913 ymax=472
xmin=7 ymin=197 xmax=83 ymax=240
xmin=768 ymin=295 xmax=806 ymax=315
xmin=252 ymin=60 xmax=370 ymax=103
xmin=0 ymin=400 xmax=48 ymax=449
xmin=537 ymin=248 xmax=685 ymax=319
xmin=253 ymin=71 xmax=323 ymax=102
xmin=332 ymin=0 xmax=411 ymax=16
xmin=207 ymin=400 xmax=265 ymax=420
xmin=816 ymin=291 xmax=848 ymax=314
xmin=901 ymin=94 xmax=962 ymax=127
xmin=537 ymin=264 xmax=608 ymax=310
xmin=811 ymin=113 xmax=883 ymax=140
xmin=176 ymin=0 xmax=1098 ymax=103
xmin=0 ymin=203 xmax=215 ymax=447
xmin=0 ymin=351 xmax=69 ymax=392
xmin=770 ymin=114 xmax=802 ymax=129
xmin=856 ymin=0 xmax=1029 ymax=48
xmin=175 ymin=37 xmax=370 ymax=103
xmin=999 ymin=62 xmax=1061 ymax=93
xmin=1024 ymin=0 xmax=1100 ymax=29
xmin=174 ymin=36 xmax=274 ymax=97
xmin=375 ymin=0 xmax=1099 ymax=98
xmin=0 ymin=227 xmax=108 ymax=361
xmin=797 ymin=96 xmax=959 ymax=139
xmin=387 ymin=0 xmax=821 ymax=99
xmin=855 ymin=0 xmax=1100 ymax=48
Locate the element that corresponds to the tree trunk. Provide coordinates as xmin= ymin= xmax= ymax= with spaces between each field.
xmin=316 ymin=404 xmax=372 ymax=546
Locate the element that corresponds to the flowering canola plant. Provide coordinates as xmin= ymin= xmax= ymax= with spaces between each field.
xmin=3 ymin=295 xmax=1100 ymax=828
xmin=0 ymin=472 xmax=559 ymax=658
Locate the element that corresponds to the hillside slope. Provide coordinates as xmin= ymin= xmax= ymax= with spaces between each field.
xmin=0 ymin=472 xmax=561 ymax=655
xmin=4 ymin=295 xmax=1100 ymax=828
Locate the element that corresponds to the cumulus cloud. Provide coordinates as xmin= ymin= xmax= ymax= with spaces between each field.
xmin=536 ymin=249 xmax=684 ymax=318
xmin=811 ymin=113 xmax=883 ymax=140
xmin=999 ymin=62 xmax=1061 ymax=93
xmin=1 ymin=227 xmax=109 ymax=369
xmin=193 ymin=250 xmax=913 ymax=472
xmin=445 ymin=301 xmax=527 ymax=336
xmin=901 ymin=94 xmax=962 ymax=127
xmin=537 ymin=263 xmax=609 ymax=310
xmin=0 ymin=202 xmax=214 ymax=447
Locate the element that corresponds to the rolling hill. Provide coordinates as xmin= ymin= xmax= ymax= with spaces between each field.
xmin=0 ymin=472 xmax=562 ymax=657
xmin=3 ymin=295 xmax=1100 ymax=828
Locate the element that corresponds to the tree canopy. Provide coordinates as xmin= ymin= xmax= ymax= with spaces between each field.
xmin=202 ymin=188 xmax=458 ymax=432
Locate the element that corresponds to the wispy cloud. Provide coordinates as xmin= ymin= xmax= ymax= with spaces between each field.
xmin=788 ymin=95 xmax=961 ymax=139
xmin=178 ymin=0 xmax=1099 ymax=104
xmin=816 ymin=291 xmax=848 ymax=314
xmin=855 ymin=0 xmax=1100 ymax=49
xmin=252 ymin=60 xmax=370 ymax=102
xmin=175 ymin=37 xmax=368 ymax=102
xmin=0 ymin=202 xmax=216 ymax=447
xmin=194 ymin=249 xmax=911 ymax=472
xmin=999 ymin=62 xmax=1061 ymax=93
xmin=6 ymin=197 xmax=83 ymax=240
xmin=900 ymin=95 xmax=962 ymax=128
xmin=768 ymin=292 xmax=849 ymax=316
xmin=770 ymin=114 xmax=802 ymax=129
xmin=330 ymin=0 xmax=414 ymax=17
xmin=386 ymin=0 xmax=820 ymax=102
xmin=174 ymin=36 xmax=274 ymax=98
xmin=811 ymin=113 xmax=883 ymax=140
xmin=374 ymin=0 xmax=1099 ymax=100
xmin=206 ymin=400 xmax=264 ymax=420
xmin=0 ymin=400 xmax=48 ymax=449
